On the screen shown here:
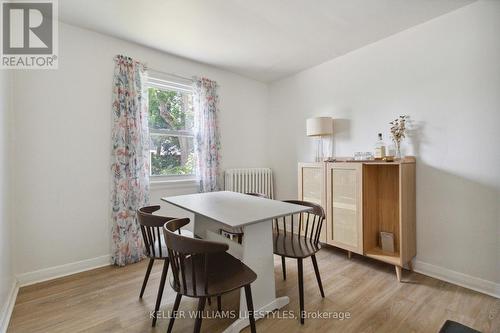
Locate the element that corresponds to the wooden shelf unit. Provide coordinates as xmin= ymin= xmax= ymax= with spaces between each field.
xmin=298 ymin=157 xmax=416 ymax=281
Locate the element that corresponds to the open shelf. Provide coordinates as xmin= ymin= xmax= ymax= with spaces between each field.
xmin=362 ymin=164 xmax=402 ymax=265
xmin=365 ymin=246 xmax=401 ymax=266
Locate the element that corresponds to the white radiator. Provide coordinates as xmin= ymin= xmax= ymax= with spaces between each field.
xmin=224 ymin=168 xmax=274 ymax=199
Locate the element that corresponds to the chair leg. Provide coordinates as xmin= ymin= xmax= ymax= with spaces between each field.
xmin=217 ymin=295 xmax=222 ymax=312
xmin=244 ymin=285 xmax=257 ymax=333
xmin=139 ymin=258 xmax=154 ymax=298
xmin=152 ymin=259 xmax=169 ymax=327
xmin=311 ymin=254 xmax=325 ymax=298
xmin=297 ymin=258 xmax=305 ymax=325
xmin=193 ymin=297 xmax=206 ymax=333
xmin=281 ymin=256 xmax=287 ymax=280
xmin=167 ymin=293 xmax=182 ymax=333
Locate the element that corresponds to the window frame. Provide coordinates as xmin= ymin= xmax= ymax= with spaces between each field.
xmin=146 ymin=73 xmax=197 ymax=184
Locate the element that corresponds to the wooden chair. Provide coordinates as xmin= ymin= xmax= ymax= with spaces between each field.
xmin=273 ymin=200 xmax=325 ymax=324
xmin=137 ymin=206 xmax=192 ymax=327
xmin=164 ymin=218 xmax=258 ymax=333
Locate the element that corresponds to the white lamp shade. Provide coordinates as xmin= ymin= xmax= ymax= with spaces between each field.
xmin=306 ymin=117 xmax=333 ymax=136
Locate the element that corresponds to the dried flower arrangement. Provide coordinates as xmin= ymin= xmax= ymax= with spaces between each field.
xmin=389 ymin=115 xmax=409 ymax=158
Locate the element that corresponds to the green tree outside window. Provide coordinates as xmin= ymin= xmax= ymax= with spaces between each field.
xmin=148 ymin=87 xmax=195 ymax=176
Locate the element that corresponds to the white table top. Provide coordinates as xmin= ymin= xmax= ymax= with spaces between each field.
xmin=162 ymin=191 xmax=311 ymax=228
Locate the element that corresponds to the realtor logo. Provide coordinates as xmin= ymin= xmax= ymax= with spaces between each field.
xmin=1 ymin=0 xmax=58 ymax=69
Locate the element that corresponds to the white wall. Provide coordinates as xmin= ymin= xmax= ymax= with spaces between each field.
xmin=11 ymin=22 xmax=269 ymax=277
xmin=268 ymin=1 xmax=500 ymax=288
xmin=0 ymin=70 xmax=14 ymax=328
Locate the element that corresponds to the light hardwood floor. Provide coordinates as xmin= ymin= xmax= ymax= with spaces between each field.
xmin=8 ymin=246 xmax=499 ymax=333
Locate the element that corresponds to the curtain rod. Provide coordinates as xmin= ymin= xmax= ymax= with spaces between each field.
xmin=147 ymin=68 xmax=194 ymax=82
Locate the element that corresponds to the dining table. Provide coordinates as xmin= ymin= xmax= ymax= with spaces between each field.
xmin=162 ymin=191 xmax=311 ymax=333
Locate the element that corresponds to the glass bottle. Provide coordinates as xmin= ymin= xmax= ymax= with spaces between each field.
xmin=374 ymin=133 xmax=386 ymax=159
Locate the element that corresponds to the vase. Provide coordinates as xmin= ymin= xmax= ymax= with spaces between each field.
xmin=395 ymin=142 xmax=402 ymax=159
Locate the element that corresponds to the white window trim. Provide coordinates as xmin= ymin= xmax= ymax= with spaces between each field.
xmin=150 ymin=128 xmax=194 ymax=137
xmin=150 ymin=176 xmax=198 ymax=189
xmin=146 ymin=72 xmax=197 ymax=186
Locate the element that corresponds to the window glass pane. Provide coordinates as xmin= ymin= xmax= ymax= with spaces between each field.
xmin=150 ymin=135 xmax=195 ymax=176
xmin=148 ymin=87 xmax=193 ymax=131
xmin=147 ymin=84 xmax=195 ymax=177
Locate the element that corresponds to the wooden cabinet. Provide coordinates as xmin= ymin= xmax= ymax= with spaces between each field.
xmin=299 ymin=158 xmax=416 ymax=281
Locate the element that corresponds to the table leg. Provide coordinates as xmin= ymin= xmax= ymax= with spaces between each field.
xmin=222 ymin=220 xmax=289 ymax=333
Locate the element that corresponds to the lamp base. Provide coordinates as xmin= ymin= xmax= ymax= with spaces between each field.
xmin=314 ymin=137 xmax=322 ymax=162
xmin=313 ymin=136 xmax=333 ymax=162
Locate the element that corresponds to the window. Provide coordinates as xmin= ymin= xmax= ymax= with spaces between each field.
xmin=147 ymin=75 xmax=195 ymax=179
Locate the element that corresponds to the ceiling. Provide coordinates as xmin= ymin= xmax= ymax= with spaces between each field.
xmin=59 ymin=0 xmax=474 ymax=82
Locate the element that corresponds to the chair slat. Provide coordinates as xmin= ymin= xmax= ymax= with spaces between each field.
xmin=169 ymin=250 xmax=179 ymax=288
xmin=140 ymin=226 xmax=149 ymax=256
xmin=180 ymin=255 xmax=187 ymax=293
xmin=305 ymin=212 xmax=310 ymax=240
xmin=298 ymin=213 xmax=302 ymax=238
xmin=156 ymin=227 xmax=162 ymax=257
xmin=310 ymin=215 xmax=315 ymax=240
xmin=191 ymin=255 xmax=197 ymax=295
xmin=203 ymin=255 xmax=209 ymax=294
xmin=314 ymin=216 xmax=322 ymax=242
xmin=146 ymin=227 xmax=155 ymax=257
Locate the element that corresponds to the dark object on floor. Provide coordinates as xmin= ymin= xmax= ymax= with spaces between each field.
xmin=439 ymin=320 xmax=481 ymax=333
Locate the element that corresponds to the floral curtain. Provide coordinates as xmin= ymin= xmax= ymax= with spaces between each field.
xmin=110 ymin=55 xmax=150 ymax=266
xmin=193 ymin=78 xmax=221 ymax=192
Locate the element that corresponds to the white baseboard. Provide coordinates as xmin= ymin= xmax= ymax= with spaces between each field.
xmin=16 ymin=254 xmax=111 ymax=287
xmin=414 ymin=260 xmax=499 ymax=299
xmin=0 ymin=255 xmax=111 ymax=332
xmin=0 ymin=280 xmax=19 ymax=333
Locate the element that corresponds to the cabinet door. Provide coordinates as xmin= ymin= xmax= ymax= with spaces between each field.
xmin=298 ymin=163 xmax=326 ymax=242
xmin=326 ymin=162 xmax=363 ymax=253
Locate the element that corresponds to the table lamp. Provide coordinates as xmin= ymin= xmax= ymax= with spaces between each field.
xmin=306 ymin=117 xmax=333 ymax=162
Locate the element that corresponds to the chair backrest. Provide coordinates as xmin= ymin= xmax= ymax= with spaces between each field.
xmin=274 ymin=200 xmax=325 ymax=244
xmin=245 ymin=192 xmax=269 ymax=199
xmin=163 ymin=218 xmax=229 ymax=295
xmin=137 ymin=205 xmax=175 ymax=258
